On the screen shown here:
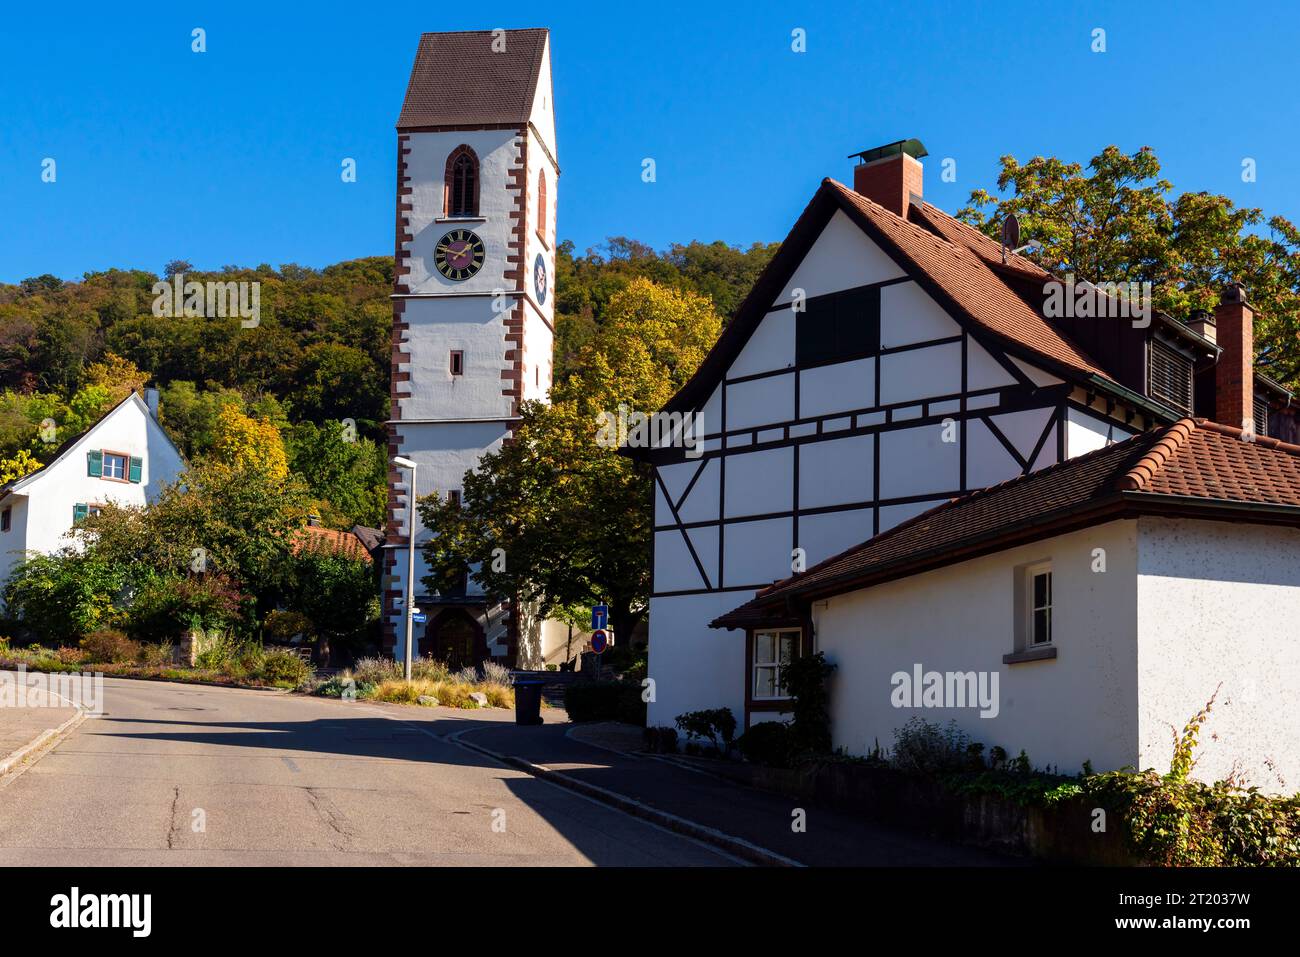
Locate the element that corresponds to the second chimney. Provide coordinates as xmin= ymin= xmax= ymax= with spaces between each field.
xmin=1214 ymin=282 xmax=1254 ymax=432
xmin=851 ymin=138 xmax=927 ymax=218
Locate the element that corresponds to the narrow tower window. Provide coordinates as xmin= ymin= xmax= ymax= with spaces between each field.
xmin=449 ymin=350 xmax=464 ymax=376
xmin=537 ymin=170 xmax=548 ymax=240
xmin=445 ymin=146 xmax=480 ymax=217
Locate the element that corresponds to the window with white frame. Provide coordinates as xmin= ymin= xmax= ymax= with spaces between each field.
xmin=1026 ymin=563 xmax=1052 ymax=646
xmin=752 ymin=629 xmax=799 ymax=700
xmin=102 ymin=452 xmax=127 ymax=480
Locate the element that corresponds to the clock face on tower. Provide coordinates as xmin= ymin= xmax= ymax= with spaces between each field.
xmin=534 ymin=252 xmax=548 ymax=305
xmin=434 ymin=229 xmax=486 ymax=281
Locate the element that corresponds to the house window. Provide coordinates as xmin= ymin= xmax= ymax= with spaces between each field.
xmin=449 ymin=350 xmax=464 ymax=376
xmin=795 ymin=286 xmax=881 ymax=367
xmin=1147 ymin=338 xmax=1193 ymax=413
xmin=1 ymin=507 xmax=9 ymax=532
xmin=752 ymin=629 xmax=799 ymax=700
xmin=1026 ymin=564 xmax=1052 ymax=646
xmin=103 ymin=452 xmax=128 ymax=480
xmin=537 ymin=170 xmax=548 ymax=240
xmin=447 ymin=489 xmax=462 ymax=507
xmin=444 ymin=146 xmax=480 ymax=218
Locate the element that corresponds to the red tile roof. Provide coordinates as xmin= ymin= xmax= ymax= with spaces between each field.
xmin=294 ymin=524 xmax=374 ymax=564
xmin=397 ymin=29 xmax=548 ymax=129
xmin=712 ymin=418 xmax=1300 ymax=628
xmin=830 ymin=180 xmax=1111 ymax=381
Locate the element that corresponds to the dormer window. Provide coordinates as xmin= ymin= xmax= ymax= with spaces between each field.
xmin=444 ymin=146 xmax=480 ymax=218
xmin=1148 ymin=338 xmax=1193 ymax=414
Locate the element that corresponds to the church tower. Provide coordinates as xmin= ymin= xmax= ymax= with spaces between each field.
xmin=384 ymin=29 xmax=558 ymax=667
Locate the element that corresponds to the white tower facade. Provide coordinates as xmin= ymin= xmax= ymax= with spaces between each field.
xmin=384 ymin=29 xmax=558 ymax=667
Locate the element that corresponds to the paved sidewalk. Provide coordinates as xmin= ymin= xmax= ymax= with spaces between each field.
xmin=0 ymin=704 xmax=82 ymax=776
xmin=459 ymin=721 xmax=1017 ymax=867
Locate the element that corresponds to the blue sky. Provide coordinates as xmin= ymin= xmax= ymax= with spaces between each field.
xmin=3 ymin=0 xmax=1298 ymax=283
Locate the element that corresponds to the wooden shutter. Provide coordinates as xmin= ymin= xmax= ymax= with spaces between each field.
xmin=128 ymin=456 xmax=143 ymax=483
xmin=87 ymin=449 xmax=103 ymax=477
xmin=73 ymin=503 xmax=89 ymax=523
xmin=1147 ymin=339 xmax=1193 ymax=413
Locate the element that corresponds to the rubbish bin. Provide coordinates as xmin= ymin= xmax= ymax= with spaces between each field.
xmin=514 ymin=680 xmax=544 ymax=726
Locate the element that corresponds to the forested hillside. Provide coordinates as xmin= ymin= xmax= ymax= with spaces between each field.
xmin=0 ymin=239 xmax=779 ymax=530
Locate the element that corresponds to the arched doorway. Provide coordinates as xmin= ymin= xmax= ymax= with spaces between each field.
xmin=424 ymin=608 xmax=487 ymax=671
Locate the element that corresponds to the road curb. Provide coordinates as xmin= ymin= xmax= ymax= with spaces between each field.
xmin=0 ymin=708 xmax=88 ymax=781
xmin=447 ymin=728 xmax=803 ymax=868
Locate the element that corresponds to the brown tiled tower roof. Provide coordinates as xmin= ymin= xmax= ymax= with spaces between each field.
xmin=713 ymin=418 xmax=1300 ymax=628
xmin=396 ymin=28 xmax=548 ymax=129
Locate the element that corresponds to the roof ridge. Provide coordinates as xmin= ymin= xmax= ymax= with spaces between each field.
xmin=1192 ymin=417 xmax=1300 ymax=456
xmin=1116 ymin=418 xmax=1197 ymax=491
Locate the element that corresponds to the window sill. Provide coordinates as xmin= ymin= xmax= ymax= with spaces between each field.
xmin=436 ymin=216 xmax=485 ymax=224
xmin=1003 ymin=646 xmax=1057 ymax=665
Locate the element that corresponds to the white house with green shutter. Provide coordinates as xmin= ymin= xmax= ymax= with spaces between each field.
xmin=0 ymin=389 xmax=185 ymax=594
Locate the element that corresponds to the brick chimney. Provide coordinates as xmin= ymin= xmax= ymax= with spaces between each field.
xmin=1214 ymin=282 xmax=1254 ymax=432
xmin=851 ymin=138 xmax=927 ymax=218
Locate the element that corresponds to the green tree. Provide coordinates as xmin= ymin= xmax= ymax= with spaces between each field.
xmin=287 ymin=542 xmax=380 ymax=665
xmin=286 ymin=420 xmax=386 ymax=528
xmin=2 ymin=550 xmax=126 ymax=644
xmin=960 ymin=145 xmax=1300 ymax=387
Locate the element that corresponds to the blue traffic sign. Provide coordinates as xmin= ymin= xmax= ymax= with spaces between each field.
xmin=591 ymin=628 xmax=609 ymax=654
xmin=591 ymin=604 xmax=608 ymax=630
xmin=412 ymin=613 xmax=427 ymax=624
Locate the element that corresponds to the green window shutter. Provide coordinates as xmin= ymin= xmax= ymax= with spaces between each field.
xmin=87 ymin=449 xmax=103 ymax=477
xmin=73 ymin=503 xmax=89 ymax=523
xmin=128 ymin=456 xmax=143 ymax=483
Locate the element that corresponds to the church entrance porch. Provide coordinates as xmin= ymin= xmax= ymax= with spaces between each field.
xmin=422 ymin=607 xmax=489 ymax=671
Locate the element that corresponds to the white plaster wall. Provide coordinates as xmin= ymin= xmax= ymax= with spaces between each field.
xmin=880 ymin=280 xmax=961 ymax=348
xmin=647 ymin=590 xmax=751 ymax=728
xmin=728 ymin=308 xmax=794 ymax=379
xmin=798 ymin=433 xmax=872 ymax=508
xmin=400 ymin=296 xmax=513 ymax=422
xmin=0 ymin=496 xmax=30 ymax=589
xmin=799 ymin=357 xmax=875 ymax=418
xmin=402 ymin=129 xmax=521 ymax=296
xmin=723 ymin=446 xmax=792 ymax=517
xmin=1066 ymin=406 xmax=1134 ymax=459
xmin=878 ymin=424 xmax=960 ymax=498
xmin=879 ymin=341 xmax=962 ymax=405
xmin=726 ymin=373 xmax=794 ymax=431
xmin=776 ymin=210 xmax=904 ymax=304
xmin=724 ymin=516 xmax=793 ymax=588
xmin=815 ymin=520 xmax=1140 ymax=771
xmin=1136 ymin=517 xmax=1300 ymax=792
xmin=967 ymin=341 xmax=1018 ymax=392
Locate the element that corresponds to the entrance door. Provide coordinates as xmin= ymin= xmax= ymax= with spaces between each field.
xmin=428 ymin=609 xmax=484 ymax=670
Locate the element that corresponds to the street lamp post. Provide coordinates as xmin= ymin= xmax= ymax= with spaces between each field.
xmin=391 ymin=456 xmax=418 ymax=681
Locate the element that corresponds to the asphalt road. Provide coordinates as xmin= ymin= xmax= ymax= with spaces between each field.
xmin=0 ymin=676 xmax=736 ymax=866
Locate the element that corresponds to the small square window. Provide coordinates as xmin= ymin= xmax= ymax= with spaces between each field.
xmin=449 ymin=351 xmax=464 ymax=376
xmin=102 ymin=453 xmax=127 ymax=480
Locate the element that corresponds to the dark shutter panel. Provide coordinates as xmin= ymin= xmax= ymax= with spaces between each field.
xmin=795 ymin=295 xmax=837 ymax=366
xmin=73 ymin=503 xmax=89 ymax=523
xmin=87 ymin=449 xmax=103 ymax=477
xmin=835 ymin=286 xmax=881 ymax=358
xmin=1254 ymin=396 xmax=1269 ymax=437
xmin=128 ymin=456 xmax=143 ymax=483
xmin=1147 ymin=339 xmax=1193 ymax=413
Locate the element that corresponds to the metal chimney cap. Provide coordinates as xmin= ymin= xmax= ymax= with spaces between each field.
xmin=848 ymin=138 xmax=929 ymax=165
xmin=1220 ymin=281 xmax=1248 ymax=305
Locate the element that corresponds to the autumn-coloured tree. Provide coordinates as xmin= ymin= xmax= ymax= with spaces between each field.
xmin=421 ymin=279 xmax=721 ymax=647
xmin=210 ymin=405 xmax=289 ymax=480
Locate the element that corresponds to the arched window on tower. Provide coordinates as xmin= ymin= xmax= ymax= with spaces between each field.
xmin=444 ymin=146 xmax=479 ymax=218
xmin=537 ymin=170 xmax=548 ymax=241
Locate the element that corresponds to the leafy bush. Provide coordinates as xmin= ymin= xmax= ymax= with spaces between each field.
xmin=80 ymin=629 xmax=142 ymax=664
xmin=782 ymin=651 xmax=836 ymax=755
xmin=674 ymin=708 xmax=737 ymax=754
xmin=257 ymin=648 xmax=313 ymax=687
xmin=139 ymin=641 xmax=176 ymax=667
xmin=352 ymin=656 xmax=402 ymax=684
xmin=481 ymin=660 xmax=512 ymax=685
xmin=54 ymin=646 xmax=88 ymax=666
xmin=890 ymin=718 xmax=986 ymax=775
xmin=126 ymin=572 xmax=246 ymax=642
xmin=4 ymin=552 xmax=125 ymax=645
xmin=563 ymin=681 xmax=646 ymax=725
xmin=643 ymin=726 xmax=678 ymax=754
xmin=736 ymin=720 xmax=798 ymax=768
